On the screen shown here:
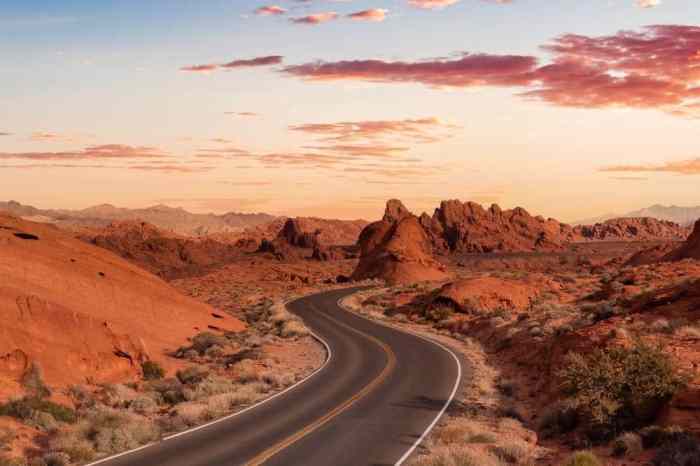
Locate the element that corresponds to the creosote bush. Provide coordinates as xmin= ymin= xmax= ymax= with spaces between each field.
xmin=141 ymin=361 xmax=165 ymax=381
xmin=559 ymin=341 xmax=685 ymax=438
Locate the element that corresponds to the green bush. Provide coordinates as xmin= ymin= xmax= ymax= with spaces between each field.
xmin=559 ymin=342 xmax=685 ymax=437
xmin=141 ymin=361 xmax=165 ymax=381
xmin=0 ymin=397 xmax=76 ymax=424
xmin=563 ymin=451 xmax=601 ymax=466
xmin=191 ymin=332 xmax=229 ymax=355
xmin=426 ymin=306 xmax=453 ymax=322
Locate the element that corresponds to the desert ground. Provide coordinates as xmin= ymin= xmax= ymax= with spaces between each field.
xmin=0 ymin=199 xmax=698 ymax=466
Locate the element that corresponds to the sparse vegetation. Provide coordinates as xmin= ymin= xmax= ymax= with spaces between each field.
xmin=141 ymin=360 xmax=165 ymax=380
xmin=652 ymin=435 xmax=700 ymax=466
xmin=563 ymin=451 xmax=601 ymax=466
xmin=0 ymin=397 xmax=76 ymax=425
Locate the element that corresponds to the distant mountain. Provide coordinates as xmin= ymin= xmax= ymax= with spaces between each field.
xmin=0 ymin=200 xmax=276 ymax=236
xmin=574 ymin=205 xmax=700 ymax=227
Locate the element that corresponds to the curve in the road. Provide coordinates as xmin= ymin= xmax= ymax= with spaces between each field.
xmin=87 ymin=287 xmax=462 ymax=466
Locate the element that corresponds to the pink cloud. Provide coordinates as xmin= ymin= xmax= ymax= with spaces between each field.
xmin=408 ymin=0 xmax=460 ymax=9
xmin=283 ymin=25 xmax=700 ymax=116
xmin=0 ymin=144 xmax=169 ymax=161
xmin=290 ymin=12 xmax=338 ymax=25
xmin=181 ymin=56 xmax=283 ymax=73
xmin=254 ymin=5 xmax=287 ymax=16
xmin=347 ymin=9 xmax=388 ymax=22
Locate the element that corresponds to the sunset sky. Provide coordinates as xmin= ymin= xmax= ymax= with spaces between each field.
xmin=2 ymin=0 xmax=699 ymax=221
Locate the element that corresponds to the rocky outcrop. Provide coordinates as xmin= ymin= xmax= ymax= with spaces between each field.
xmin=574 ymin=217 xmax=690 ymax=242
xmin=421 ymin=200 xmax=578 ymax=253
xmin=352 ymin=200 xmax=449 ymax=284
xmin=664 ymin=219 xmax=700 ymax=261
xmin=80 ymin=221 xmax=245 ymax=280
xmin=0 ymin=213 xmax=243 ymax=394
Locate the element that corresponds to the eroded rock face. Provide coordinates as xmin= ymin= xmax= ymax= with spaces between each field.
xmin=423 ymin=200 xmax=578 ymax=253
xmin=0 ymin=212 xmax=243 ymax=394
xmin=352 ymin=201 xmax=449 ymax=284
xmin=665 ymin=219 xmax=700 ymax=261
xmin=574 ymin=217 xmax=690 ymax=242
xmin=81 ymin=221 xmax=244 ymax=279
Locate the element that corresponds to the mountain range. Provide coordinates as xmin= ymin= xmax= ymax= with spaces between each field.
xmin=574 ymin=204 xmax=700 ymax=227
xmin=0 ymin=200 xmax=276 ymax=236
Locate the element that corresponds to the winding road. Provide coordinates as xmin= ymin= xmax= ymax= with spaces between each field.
xmin=92 ymin=287 xmax=462 ymax=466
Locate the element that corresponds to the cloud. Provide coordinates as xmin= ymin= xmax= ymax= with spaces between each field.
xmin=600 ymin=158 xmax=700 ymax=175
xmin=347 ymin=9 xmax=388 ymax=22
xmin=290 ymin=12 xmax=338 ymax=24
xmin=0 ymin=144 xmax=169 ymax=161
xmin=224 ymin=112 xmax=260 ymax=117
xmin=128 ymin=164 xmax=214 ymax=173
xmin=282 ymin=25 xmax=700 ymax=116
xmin=181 ymin=55 xmax=283 ymax=73
xmin=637 ymin=0 xmax=661 ymax=8
xmin=609 ymin=176 xmax=648 ymax=181
xmin=220 ymin=55 xmax=283 ymax=69
xmin=254 ymin=5 xmax=287 ymax=15
xmin=408 ymin=0 xmax=460 ymax=9
xmin=289 ymin=117 xmax=459 ymax=143
xmin=283 ymin=53 xmax=537 ymax=87
xmin=303 ymin=144 xmax=409 ymax=158
xmin=0 ymin=132 xmax=12 ymax=136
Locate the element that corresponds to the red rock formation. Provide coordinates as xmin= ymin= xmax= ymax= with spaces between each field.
xmin=421 ymin=200 xmax=578 ymax=253
xmin=665 ymin=219 xmax=700 ymax=261
xmin=574 ymin=217 xmax=690 ymax=242
xmin=352 ymin=200 xmax=449 ymax=284
xmin=79 ymin=221 xmax=245 ymax=279
xmin=0 ymin=213 xmax=243 ymax=395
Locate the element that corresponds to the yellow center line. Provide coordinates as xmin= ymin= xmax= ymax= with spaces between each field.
xmin=244 ymin=305 xmax=397 ymax=466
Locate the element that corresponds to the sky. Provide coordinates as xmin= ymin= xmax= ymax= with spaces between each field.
xmin=1 ymin=0 xmax=699 ymax=222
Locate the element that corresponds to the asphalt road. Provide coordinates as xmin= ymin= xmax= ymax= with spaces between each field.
xmin=93 ymin=287 xmax=461 ymax=466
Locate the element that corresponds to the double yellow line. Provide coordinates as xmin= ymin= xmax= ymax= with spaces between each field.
xmin=245 ymin=306 xmax=397 ymax=466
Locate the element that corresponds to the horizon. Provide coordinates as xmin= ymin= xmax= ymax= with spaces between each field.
xmin=2 ymin=1 xmax=700 ymax=222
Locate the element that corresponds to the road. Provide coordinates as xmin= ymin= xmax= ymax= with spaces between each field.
xmin=93 ymin=287 xmax=462 ymax=466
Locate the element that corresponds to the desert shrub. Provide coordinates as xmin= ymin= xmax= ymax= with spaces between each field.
xmin=409 ymin=446 xmax=502 ymax=466
xmin=50 ymin=430 xmax=96 ymax=463
xmin=28 ymin=411 xmax=58 ymax=432
xmin=22 ymin=363 xmax=51 ymax=399
xmin=538 ymin=401 xmax=579 ymax=438
xmin=261 ymin=371 xmax=294 ymax=388
xmin=176 ymin=366 xmax=209 ymax=385
xmin=102 ymin=383 xmax=138 ymax=408
xmin=83 ymin=409 xmax=160 ymax=455
xmin=489 ymin=442 xmax=530 ymax=464
xmin=147 ymin=377 xmax=185 ymax=405
xmin=183 ymin=376 xmax=236 ymax=401
xmin=280 ymin=320 xmax=308 ymax=338
xmin=467 ymin=432 xmax=497 ymax=444
xmin=426 ymin=307 xmax=453 ymax=323
xmin=37 ymin=452 xmax=70 ymax=466
xmin=232 ymin=360 xmax=260 ymax=384
xmin=563 ymin=451 xmax=601 ymax=466
xmin=191 ymin=332 xmax=229 ymax=355
xmin=141 ymin=361 xmax=165 ymax=380
xmin=639 ymin=426 xmax=693 ymax=449
xmin=612 ymin=432 xmax=643 ymax=457
xmin=676 ymin=326 xmax=700 ymax=340
xmin=0 ymin=397 xmax=76 ymax=424
xmin=130 ymin=395 xmax=158 ymax=415
xmin=652 ymin=435 xmax=700 ymax=466
xmin=172 ymin=403 xmax=207 ymax=427
xmin=68 ymin=385 xmax=96 ymax=410
xmin=0 ymin=429 xmax=15 ymax=452
xmin=559 ymin=341 xmax=685 ymax=437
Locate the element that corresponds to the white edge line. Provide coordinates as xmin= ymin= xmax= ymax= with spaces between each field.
xmin=336 ymin=296 xmax=463 ymax=466
xmin=85 ymin=298 xmax=333 ymax=466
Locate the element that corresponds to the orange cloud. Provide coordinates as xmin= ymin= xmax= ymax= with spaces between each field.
xmin=290 ymin=117 xmax=458 ymax=143
xmin=0 ymin=144 xmax=168 ymax=161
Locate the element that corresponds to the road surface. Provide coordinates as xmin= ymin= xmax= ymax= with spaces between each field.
xmin=93 ymin=287 xmax=461 ymax=466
